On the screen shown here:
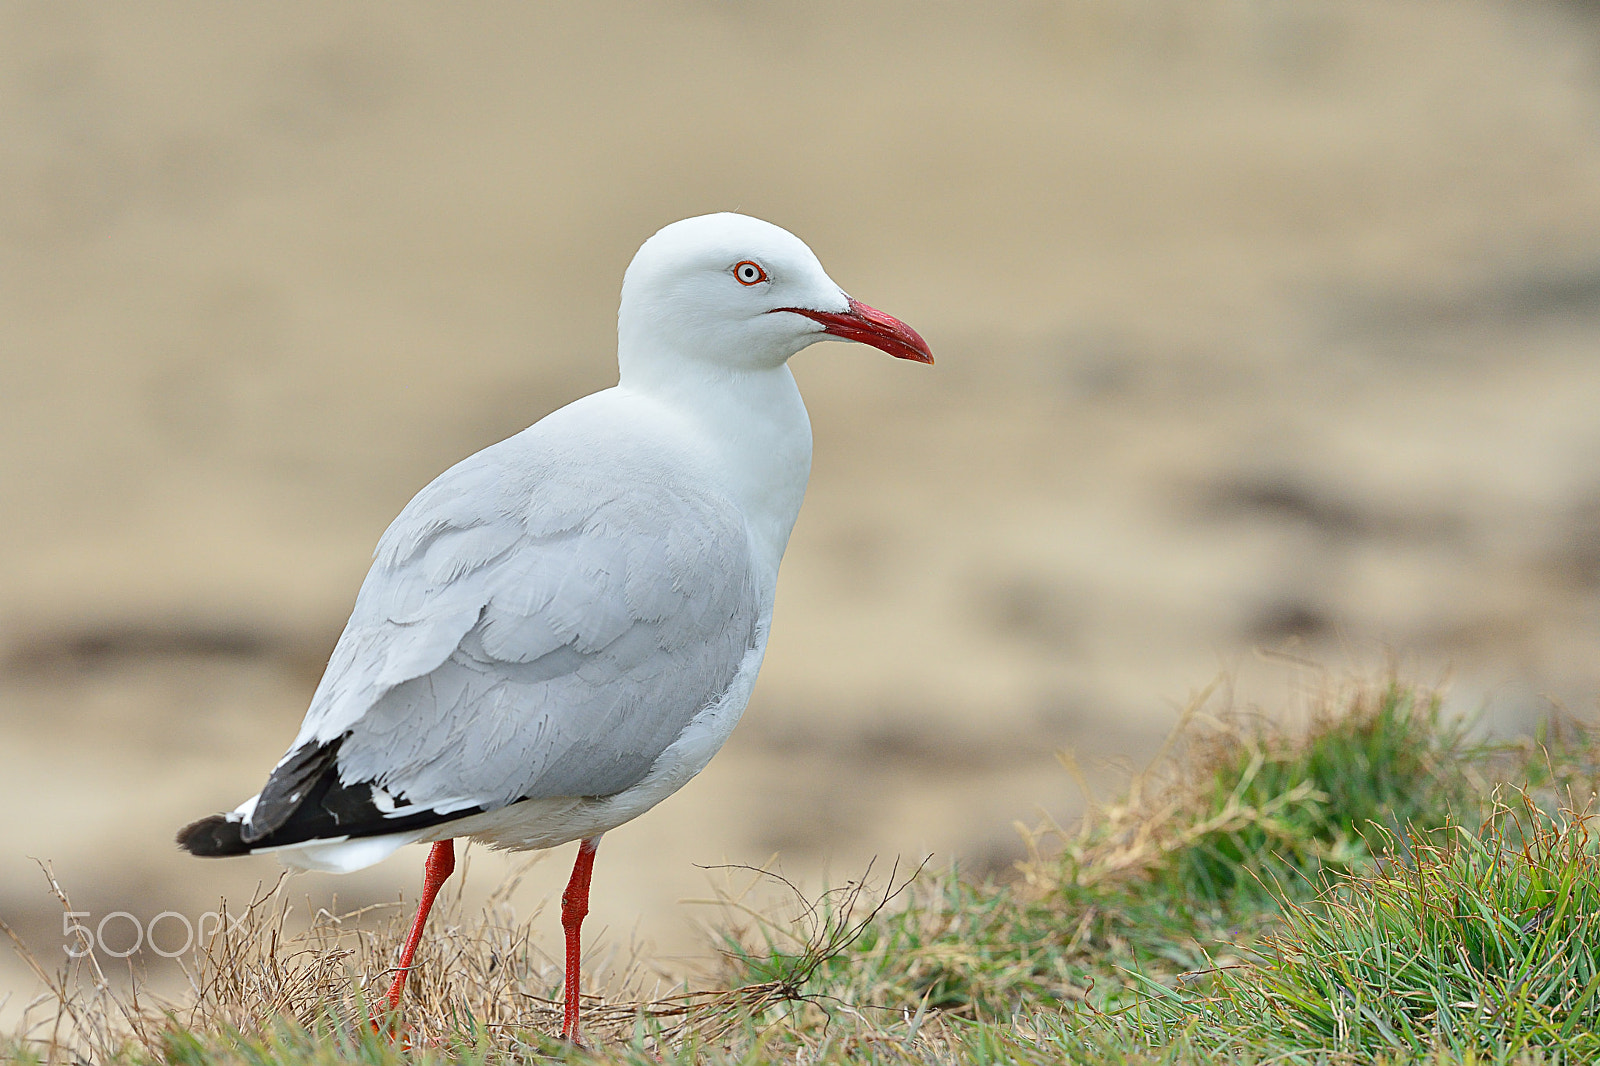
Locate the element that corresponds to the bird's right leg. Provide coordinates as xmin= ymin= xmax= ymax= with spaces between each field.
xmin=383 ymin=839 xmax=457 ymax=1016
xmin=560 ymin=835 xmax=602 ymax=1045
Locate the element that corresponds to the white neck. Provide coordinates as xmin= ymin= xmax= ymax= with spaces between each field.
xmin=619 ymin=360 xmax=813 ymax=589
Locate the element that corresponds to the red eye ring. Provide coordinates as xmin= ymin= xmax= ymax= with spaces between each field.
xmin=733 ymin=260 xmax=768 ymax=286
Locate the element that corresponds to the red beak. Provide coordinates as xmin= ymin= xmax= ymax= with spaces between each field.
xmin=775 ymin=297 xmax=934 ymax=364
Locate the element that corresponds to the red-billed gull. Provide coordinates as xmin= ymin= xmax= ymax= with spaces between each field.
xmin=177 ymin=212 xmax=933 ymax=1042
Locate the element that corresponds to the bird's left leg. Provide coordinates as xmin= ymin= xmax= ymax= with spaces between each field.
xmin=383 ymin=839 xmax=457 ymax=1016
xmin=560 ymin=835 xmax=602 ymax=1044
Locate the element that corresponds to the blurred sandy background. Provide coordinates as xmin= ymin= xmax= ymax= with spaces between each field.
xmin=5 ymin=0 xmax=1600 ymax=1019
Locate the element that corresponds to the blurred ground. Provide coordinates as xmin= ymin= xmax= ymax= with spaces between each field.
xmin=4 ymin=0 xmax=1600 ymax=1022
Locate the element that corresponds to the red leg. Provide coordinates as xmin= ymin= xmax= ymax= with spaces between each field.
xmin=560 ymin=836 xmax=601 ymax=1044
xmin=384 ymin=840 xmax=456 ymax=1015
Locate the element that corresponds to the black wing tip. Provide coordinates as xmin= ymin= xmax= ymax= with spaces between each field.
xmin=176 ymin=814 xmax=249 ymax=857
xmin=177 ymin=735 xmax=496 ymax=858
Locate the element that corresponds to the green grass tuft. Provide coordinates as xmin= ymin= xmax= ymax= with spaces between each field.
xmin=1156 ymin=682 xmax=1468 ymax=904
xmin=1161 ymin=791 xmax=1600 ymax=1062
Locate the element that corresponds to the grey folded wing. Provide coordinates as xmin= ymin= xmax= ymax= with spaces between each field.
xmin=247 ymin=440 xmax=760 ymax=842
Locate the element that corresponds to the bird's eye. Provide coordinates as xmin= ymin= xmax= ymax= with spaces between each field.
xmin=733 ymin=261 xmax=768 ymax=286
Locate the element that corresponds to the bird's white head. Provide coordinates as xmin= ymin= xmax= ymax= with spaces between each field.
xmin=617 ymin=213 xmax=932 ymax=388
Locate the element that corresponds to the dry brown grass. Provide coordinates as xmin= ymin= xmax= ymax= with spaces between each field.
xmin=3 ymin=846 xmax=928 ymax=1063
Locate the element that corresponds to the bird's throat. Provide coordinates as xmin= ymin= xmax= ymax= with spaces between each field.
xmin=631 ymin=363 xmax=812 ymax=586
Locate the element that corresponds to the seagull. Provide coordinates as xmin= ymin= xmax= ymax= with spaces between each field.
xmin=176 ymin=212 xmax=933 ymax=1043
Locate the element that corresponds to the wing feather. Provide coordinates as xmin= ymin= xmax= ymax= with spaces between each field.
xmin=257 ymin=413 xmax=760 ymax=841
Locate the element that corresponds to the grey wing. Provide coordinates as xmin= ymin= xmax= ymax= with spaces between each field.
xmin=262 ymin=443 xmax=760 ymax=836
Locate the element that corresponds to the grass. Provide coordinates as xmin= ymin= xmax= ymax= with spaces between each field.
xmin=7 ymin=676 xmax=1600 ymax=1064
xmin=1166 ymin=794 xmax=1600 ymax=1059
